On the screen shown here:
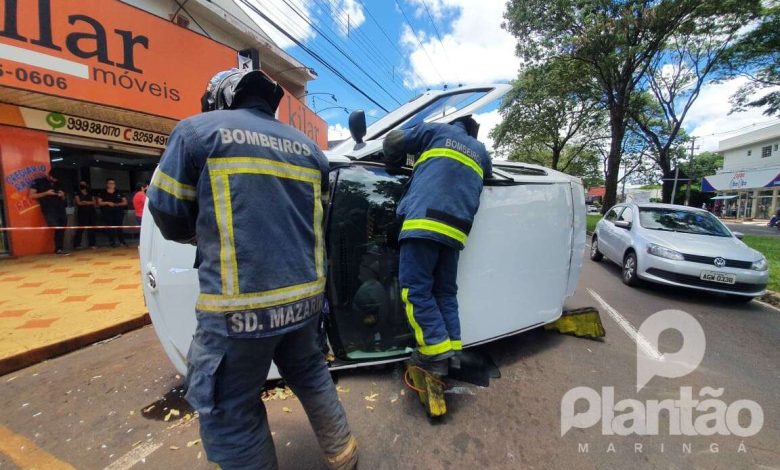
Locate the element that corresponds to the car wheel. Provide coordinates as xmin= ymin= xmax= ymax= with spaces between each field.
xmin=590 ymin=237 xmax=603 ymax=262
xmin=622 ymin=251 xmax=640 ymax=286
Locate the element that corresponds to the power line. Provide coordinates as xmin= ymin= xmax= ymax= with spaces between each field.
xmin=394 ymin=0 xmax=446 ymax=85
xmin=278 ymin=0 xmax=404 ymax=107
xmin=314 ymin=0 xmax=413 ymax=99
xmin=355 ymin=0 xmax=427 ymax=87
xmin=235 ymin=0 xmax=390 ymax=112
xmin=420 ymin=0 xmax=460 ymax=85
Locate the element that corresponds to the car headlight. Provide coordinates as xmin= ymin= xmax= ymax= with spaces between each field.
xmin=751 ymin=257 xmax=768 ymax=271
xmin=647 ymin=243 xmax=684 ymax=261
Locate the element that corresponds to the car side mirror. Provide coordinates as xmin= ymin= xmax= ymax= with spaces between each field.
xmin=733 ymin=231 xmax=744 ymax=240
xmin=614 ymin=220 xmax=631 ymax=230
xmin=348 ymin=110 xmax=367 ymax=144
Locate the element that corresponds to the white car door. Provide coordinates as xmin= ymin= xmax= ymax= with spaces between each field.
xmin=611 ymin=206 xmax=635 ymax=261
xmin=598 ymin=206 xmax=623 ymax=261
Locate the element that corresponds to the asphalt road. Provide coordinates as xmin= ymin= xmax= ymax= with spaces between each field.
xmin=1 ymin=251 xmax=778 ymax=470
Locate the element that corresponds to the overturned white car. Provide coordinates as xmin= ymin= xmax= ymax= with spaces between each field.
xmin=139 ymin=84 xmax=586 ymax=378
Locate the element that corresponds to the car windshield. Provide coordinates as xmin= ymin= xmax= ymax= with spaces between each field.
xmin=638 ymin=208 xmax=731 ymax=237
xmin=398 ymin=90 xmax=489 ymax=130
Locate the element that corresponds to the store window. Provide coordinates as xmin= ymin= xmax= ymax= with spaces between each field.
xmin=747 ymin=150 xmax=752 ymax=156
xmin=762 ymin=146 xmax=772 ymax=158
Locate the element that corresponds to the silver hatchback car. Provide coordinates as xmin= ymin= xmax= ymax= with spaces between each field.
xmin=591 ymin=203 xmax=768 ymax=300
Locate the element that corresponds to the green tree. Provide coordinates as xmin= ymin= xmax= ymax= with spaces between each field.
xmin=502 ymin=0 xmax=724 ymax=213
xmin=492 ymin=58 xmax=605 ymax=172
xmin=728 ymin=3 xmax=780 ymax=116
xmin=630 ymin=0 xmax=759 ymax=202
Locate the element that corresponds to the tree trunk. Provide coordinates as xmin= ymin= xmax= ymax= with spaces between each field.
xmin=602 ymin=110 xmax=625 ymax=213
xmin=658 ymin=150 xmax=674 ymax=203
xmin=551 ymin=146 xmax=561 ymax=170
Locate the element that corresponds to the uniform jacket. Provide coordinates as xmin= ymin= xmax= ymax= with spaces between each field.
xmin=384 ymin=122 xmax=491 ymax=250
xmin=147 ymin=100 xmax=329 ymax=337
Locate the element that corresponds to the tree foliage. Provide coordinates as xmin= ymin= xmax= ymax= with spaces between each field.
xmin=492 ymin=58 xmax=605 ymax=174
xmin=727 ymin=3 xmax=780 ymax=116
xmin=502 ymin=0 xmax=751 ymax=212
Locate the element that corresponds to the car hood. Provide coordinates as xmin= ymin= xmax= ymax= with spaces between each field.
xmin=640 ymin=229 xmax=761 ymax=261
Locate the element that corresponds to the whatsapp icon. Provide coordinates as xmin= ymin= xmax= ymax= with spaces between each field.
xmin=46 ymin=112 xmax=66 ymax=130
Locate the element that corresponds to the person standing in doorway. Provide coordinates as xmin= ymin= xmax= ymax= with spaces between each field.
xmin=29 ymin=170 xmax=69 ymax=255
xmin=132 ymin=182 xmax=148 ymax=225
xmin=73 ymin=181 xmax=97 ymax=249
xmin=98 ymin=178 xmax=128 ymax=247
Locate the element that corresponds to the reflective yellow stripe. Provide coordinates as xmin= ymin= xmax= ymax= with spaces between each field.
xmin=152 ymin=170 xmax=196 ymax=201
xmin=419 ymin=339 xmax=453 ymax=356
xmin=206 ymin=157 xmax=325 ymax=297
xmin=402 ymin=288 xmax=425 ymax=347
xmin=401 ymin=219 xmax=468 ymax=244
xmin=197 ymin=277 xmax=326 ymax=312
xmin=211 ymin=174 xmax=238 ymax=295
xmin=451 ymin=340 xmax=462 ymax=351
xmin=415 ymin=148 xmax=483 ymax=179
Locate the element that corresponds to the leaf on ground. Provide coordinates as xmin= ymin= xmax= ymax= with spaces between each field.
xmin=131 ymin=440 xmax=142 ymax=447
xmin=336 ymin=386 xmax=350 ymax=393
xmin=282 ymin=406 xmax=292 ymax=413
xmin=163 ymin=409 xmax=180 ymax=422
xmin=143 ymin=405 xmax=155 ymax=413
xmin=186 ymin=439 xmax=201 ymax=448
xmin=169 ymin=445 xmax=180 ymax=450
xmin=366 ymin=405 xmax=374 ymax=411
xmin=364 ymin=393 xmax=378 ymax=402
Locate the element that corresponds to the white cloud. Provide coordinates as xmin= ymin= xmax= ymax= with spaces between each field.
xmin=685 ymin=77 xmax=780 ymax=152
xmin=473 ymin=108 xmax=501 ymax=154
xmin=331 ymin=0 xmax=365 ymax=37
xmin=400 ymin=0 xmax=518 ymax=88
xmin=237 ymin=0 xmax=316 ymax=49
xmin=328 ymin=123 xmax=351 ymax=141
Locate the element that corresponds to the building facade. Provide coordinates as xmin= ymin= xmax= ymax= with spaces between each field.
xmin=0 ymin=0 xmax=326 ymax=256
xmin=702 ymin=121 xmax=780 ymax=219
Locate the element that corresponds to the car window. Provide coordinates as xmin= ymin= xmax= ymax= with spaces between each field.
xmin=398 ymin=90 xmax=489 ymax=130
xmin=638 ymin=208 xmax=731 ymax=237
xmin=605 ymin=207 xmax=622 ymax=222
xmin=326 ymin=165 xmax=414 ymax=360
xmin=618 ymin=207 xmax=633 ymax=223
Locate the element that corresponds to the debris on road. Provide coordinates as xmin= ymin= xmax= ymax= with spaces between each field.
xmin=336 ymin=385 xmax=350 ymax=393
xmin=163 ymin=409 xmax=180 ymax=422
xmin=262 ymin=386 xmax=296 ymax=401
xmin=544 ymin=307 xmax=605 ymax=338
xmin=364 ymin=393 xmax=378 ymax=402
xmin=186 ymin=439 xmax=201 ymax=447
xmin=281 ymin=406 xmax=292 ymax=413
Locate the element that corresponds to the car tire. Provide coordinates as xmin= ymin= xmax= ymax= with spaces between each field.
xmin=590 ymin=237 xmax=603 ymax=262
xmin=622 ymin=251 xmax=640 ymax=286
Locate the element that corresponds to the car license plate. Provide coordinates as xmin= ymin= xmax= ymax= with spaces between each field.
xmin=700 ymin=271 xmax=736 ymax=285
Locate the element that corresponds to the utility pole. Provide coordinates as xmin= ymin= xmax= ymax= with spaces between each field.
xmin=670 ymin=164 xmax=680 ymax=204
xmin=684 ymin=137 xmax=697 ymax=206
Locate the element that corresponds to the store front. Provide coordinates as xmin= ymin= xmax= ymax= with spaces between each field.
xmin=0 ymin=0 xmax=326 ymax=256
xmin=702 ymin=168 xmax=780 ymax=219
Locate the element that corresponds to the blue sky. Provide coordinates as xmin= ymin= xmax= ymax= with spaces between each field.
xmin=242 ymin=0 xmax=778 ymax=153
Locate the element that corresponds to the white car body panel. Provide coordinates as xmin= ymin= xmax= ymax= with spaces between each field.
xmin=140 ymin=84 xmax=585 ymax=377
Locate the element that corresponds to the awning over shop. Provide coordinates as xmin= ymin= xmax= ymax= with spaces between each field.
xmin=701 ymin=168 xmax=780 ymax=192
xmin=710 ymin=195 xmax=738 ymax=200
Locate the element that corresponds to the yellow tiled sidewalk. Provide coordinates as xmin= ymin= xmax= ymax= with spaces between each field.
xmin=0 ymin=247 xmax=146 ymax=368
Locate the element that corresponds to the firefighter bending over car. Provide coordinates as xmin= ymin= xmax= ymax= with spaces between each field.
xmin=383 ymin=116 xmax=491 ymax=406
xmin=147 ymin=69 xmax=357 ymax=470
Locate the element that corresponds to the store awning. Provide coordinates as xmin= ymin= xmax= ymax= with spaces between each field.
xmin=701 ymin=168 xmax=780 ymax=192
xmin=710 ymin=195 xmax=739 ymax=200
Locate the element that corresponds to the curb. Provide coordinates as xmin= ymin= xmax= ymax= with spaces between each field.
xmin=0 ymin=313 xmax=151 ymax=377
xmin=759 ymin=290 xmax=780 ymax=310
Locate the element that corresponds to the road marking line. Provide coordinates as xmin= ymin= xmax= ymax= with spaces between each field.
xmin=0 ymin=424 xmax=77 ymax=469
xmin=104 ymin=441 xmax=163 ymax=470
xmin=587 ymin=288 xmax=663 ymax=361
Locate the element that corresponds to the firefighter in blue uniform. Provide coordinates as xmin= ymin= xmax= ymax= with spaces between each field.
xmin=147 ymin=69 xmax=357 ymax=470
xmin=383 ymin=116 xmax=490 ymax=378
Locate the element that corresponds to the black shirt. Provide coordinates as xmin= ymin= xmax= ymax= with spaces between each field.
xmin=30 ymin=177 xmax=65 ymax=215
xmin=75 ymin=190 xmax=97 ymax=218
xmin=100 ymin=190 xmax=126 ymax=214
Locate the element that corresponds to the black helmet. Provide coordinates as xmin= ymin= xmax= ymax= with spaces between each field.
xmin=451 ymin=115 xmax=480 ymax=138
xmin=200 ymin=68 xmax=284 ymax=112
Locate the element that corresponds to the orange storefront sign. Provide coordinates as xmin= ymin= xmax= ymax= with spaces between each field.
xmin=0 ymin=0 xmax=236 ymax=120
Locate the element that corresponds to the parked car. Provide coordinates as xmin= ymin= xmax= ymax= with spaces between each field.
xmin=586 ymin=205 xmax=601 ymax=214
xmin=590 ymin=203 xmax=768 ymax=300
xmin=140 ymin=84 xmax=587 ymax=378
